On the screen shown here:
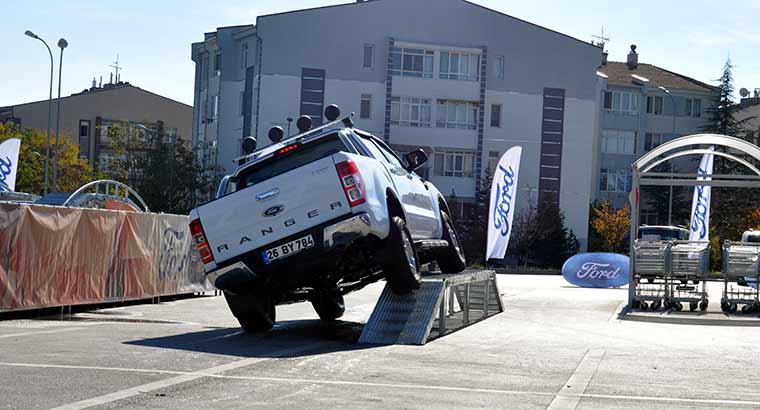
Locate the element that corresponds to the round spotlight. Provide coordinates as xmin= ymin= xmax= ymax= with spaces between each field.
xmin=242 ymin=136 xmax=257 ymax=154
xmin=324 ymin=104 xmax=341 ymax=121
xmin=268 ymin=126 xmax=284 ymax=143
xmin=296 ymin=115 xmax=313 ymax=133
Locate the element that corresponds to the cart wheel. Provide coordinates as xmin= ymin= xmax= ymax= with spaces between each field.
xmin=721 ymin=301 xmax=729 ymax=313
xmin=632 ymin=300 xmax=640 ymax=309
xmin=674 ymin=301 xmax=683 ymax=311
xmin=742 ymin=304 xmax=751 ymax=314
xmin=689 ymin=301 xmax=698 ymax=312
xmin=639 ymin=301 xmax=649 ymax=310
xmin=729 ymin=303 xmax=738 ymax=314
xmin=699 ymin=300 xmax=709 ymax=311
xmin=664 ymin=300 xmax=673 ymax=310
xmin=650 ymin=300 xmax=661 ymax=311
xmin=753 ymin=303 xmax=760 ymax=313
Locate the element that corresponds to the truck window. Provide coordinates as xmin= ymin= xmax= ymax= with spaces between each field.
xmin=237 ymin=133 xmax=347 ymax=189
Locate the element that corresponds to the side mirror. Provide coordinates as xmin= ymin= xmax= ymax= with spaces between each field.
xmin=404 ymin=149 xmax=428 ymax=173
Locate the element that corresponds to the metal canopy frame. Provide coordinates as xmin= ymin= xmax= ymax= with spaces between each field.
xmin=63 ymin=179 xmax=150 ymax=212
xmin=628 ymin=134 xmax=760 ymax=306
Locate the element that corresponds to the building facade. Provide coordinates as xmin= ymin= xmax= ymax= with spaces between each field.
xmin=192 ymin=0 xmax=603 ymax=250
xmin=595 ymin=46 xmax=716 ymax=223
xmin=0 ymin=82 xmax=192 ymax=173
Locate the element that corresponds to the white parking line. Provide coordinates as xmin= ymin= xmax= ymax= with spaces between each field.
xmin=2 ymin=359 xmax=759 ymax=408
xmin=547 ymin=349 xmax=605 ymax=410
xmin=0 ymin=327 xmax=85 ymax=339
xmin=47 ymin=342 xmax=334 ymax=410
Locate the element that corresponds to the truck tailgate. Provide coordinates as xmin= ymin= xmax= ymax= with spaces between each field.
xmin=197 ymin=156 xmax=350 ymax=264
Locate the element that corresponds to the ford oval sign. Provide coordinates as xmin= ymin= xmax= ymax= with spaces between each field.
xmin=561 ymin=253 xmax=629 ymax=288
xmin=263 ymin=205 xmax=284 ymax=218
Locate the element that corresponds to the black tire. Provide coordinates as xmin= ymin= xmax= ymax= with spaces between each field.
xmin=436 ymin=212 xmax=466 ymax=274
xmin=699 ymin=300 xmax=709 ymax=311
xmin=383 ymin=216 xmax=420 ymax=295
xmin=223 ymin=291 xmax=276 ymax=332
xmin=310 ymin=289 xmax=345 ymax=322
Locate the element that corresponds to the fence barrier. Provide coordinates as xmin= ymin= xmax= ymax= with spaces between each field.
xmin=0 ymin=203 xmax=211 ymax=312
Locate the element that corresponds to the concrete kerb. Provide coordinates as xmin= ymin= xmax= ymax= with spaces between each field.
xmin=618 ymin=307 xmax=760 ymax=327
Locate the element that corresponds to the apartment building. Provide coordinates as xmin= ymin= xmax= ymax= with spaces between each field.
xmin=191 ymin=0 xmax=603 ymax=250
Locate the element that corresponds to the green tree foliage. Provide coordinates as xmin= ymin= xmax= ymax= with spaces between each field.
xmin=701 ymin=58 xmax=753 ymax=138
xmin=0 ymin=121 xmax=97 ymax=195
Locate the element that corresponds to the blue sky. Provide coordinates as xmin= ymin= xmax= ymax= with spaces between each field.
xmin=2 ymin=0 xmax=759 ymax=107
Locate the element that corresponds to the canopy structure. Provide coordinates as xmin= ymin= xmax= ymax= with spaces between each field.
xmin=35 ymin=179 xmax=151 ymax=212
xmin=628 ymin=134 xmax=760 ymax=306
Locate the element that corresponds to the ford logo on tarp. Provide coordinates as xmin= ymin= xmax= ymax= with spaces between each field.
xmin=561 ymin=253 xmax=629 ymax=288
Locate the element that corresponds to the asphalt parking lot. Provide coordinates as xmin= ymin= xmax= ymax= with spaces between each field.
xmin=2 ymin=275 xmax=760 ymax=410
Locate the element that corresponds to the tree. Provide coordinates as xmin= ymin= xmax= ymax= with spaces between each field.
xmin=133 ymin=139 xmax=217 ymax=214
xmin=531 ymin=201 xmax=580 ymax=268
xmin=590 ymin=201 xmax=630 ymax=253
xmin=451 ymin=168 xmax=491 ymax=265
xmin=0 ymin=121 xmax=97 ymax=195
xmin=701 ymin=58 xmax=753 ymax=138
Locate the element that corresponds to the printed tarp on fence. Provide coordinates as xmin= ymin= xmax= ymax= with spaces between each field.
xmin=0 ymin=203 xmax=211 ymax=312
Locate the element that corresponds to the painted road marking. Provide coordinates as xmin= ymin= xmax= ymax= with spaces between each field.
xmin=547 ymin=349 xmax=605 ymax=410
xmin=0 ymin=327 xmax=85 ymax=339
xmin=2 ymin=359 xmax=760 ymax=408
xmin=47 ymin=342 xmax=335 ymax=410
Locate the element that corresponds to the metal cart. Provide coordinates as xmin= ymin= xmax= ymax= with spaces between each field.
xmin=665 ymin=241 xmax=710 ymax=311
xmin=721 ymin=241 xmax=760 ymax=313
xmin=632 ymin=240 xmax=670 ymax=310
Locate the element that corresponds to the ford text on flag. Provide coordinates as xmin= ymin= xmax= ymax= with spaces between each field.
xmin=689 ymin=146 xmax=714 ymax=242
xmin=0 ymin=138 xmax=21 ymax=192
xmin=486 ymin=146 xmax=522 ymax=260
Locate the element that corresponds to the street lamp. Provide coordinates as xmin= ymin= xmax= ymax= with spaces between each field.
xmin=658 ymin=85 xmax=677 ymax=225
xmin=52 ymin=38 xmax=68 ymax=193
xmin=24 ymin=30 xmax=54 ymax=195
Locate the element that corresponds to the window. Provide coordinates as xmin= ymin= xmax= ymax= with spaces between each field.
xmin=487 ymin=151 xmax=501 ymax=176
xmin=390 ymin=96 xmax=432 ymax=127
xmin=602 ymin=129 xmax=635 ymax=154
xmin=490 ymin=104 xmax=501 ymax=128
xmin=603 ymin=91 xmax=638 ymax=114
xmin=78 ymin=120 xmax=90 ymax=159
xmin=685 ymin=98 xmax=702 ymax=117
xmin=363 ymin=44 xmax=374 ymax=69
xmin=600 ymin=168 xmax=632 ymax=193
xmin=211 ymin=95 xmax=219 ymax=122
xmin=646 ymin=96 xmax=663 ymax=115
xmin=436 ymin=100 xmax=478 ymax=129
xmin=360 ymin=94 xmax=372 ymax=119
xmin=390 ymin=47 xmax=434 ymax=78
xmin=644 ymin=132 xmax=664 ymax=151
xmin=434 ymin=151 xmax=475 ymax=177
xmin=241 ymin=43 xmax=248 ymax=68
xmin=495 ymin=55 xmax=505 ymax=80
xmin=213 ymin=53 xmax=221 ymax=75
xmin=439 ymin=51 xmax=480 ymax=81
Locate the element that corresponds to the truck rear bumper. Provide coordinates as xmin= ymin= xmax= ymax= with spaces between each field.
xmin=208 ymin=213 xmax=373 ymax=294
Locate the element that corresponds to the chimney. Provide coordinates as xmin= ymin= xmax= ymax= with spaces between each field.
xmin=92 ymin=77 xmax=97 ymax=89
xmin=627 ymin=45 xmax=638 ymax=69
xmin=99 ymin=76 xmax=103 ymax=87
xmin=601 ymin=51 xmax=608 ymax=66
xmin=109 ymin=72 xmax=114 ymax=84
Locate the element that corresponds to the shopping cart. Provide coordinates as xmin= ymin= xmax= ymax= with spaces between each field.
xmin=665 ymin=241 xmax=710 ymax=311
xmin=721 ymin=241 xmax=760 ymax=313
xmin=632 ymin=240 xmax=671 ymax=310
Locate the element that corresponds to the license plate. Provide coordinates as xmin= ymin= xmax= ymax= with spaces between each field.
xmin=262 ymin=235 xmax=315 ymax=264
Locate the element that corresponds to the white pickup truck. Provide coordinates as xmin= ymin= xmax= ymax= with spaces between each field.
xmin=189 ymin=105 xmax=465 ymax=332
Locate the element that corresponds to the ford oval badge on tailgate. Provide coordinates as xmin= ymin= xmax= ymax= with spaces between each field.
xmin=561 ymin=253 xmax=629 ymax=288
xmin=263 ymin=205 xmax=284 ymax=217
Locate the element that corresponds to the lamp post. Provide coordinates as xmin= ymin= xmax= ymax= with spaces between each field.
xmin=658 ymin=86 xmax=676 ymax=225
xmin=24 ymin=30 xmax=54 ymax=195
xmin=52 ymin=38 xmax=68 ymax=193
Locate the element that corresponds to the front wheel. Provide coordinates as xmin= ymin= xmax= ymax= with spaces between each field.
xmin=436 ymin=212 xmax=466 ymax=273
xmin=223 ymin=291 xmax=276 ymax=332
xmin=310 ymin=289 xmax=345 ymax=322
xmin=383 ymin=216 xmax=420 ymax=295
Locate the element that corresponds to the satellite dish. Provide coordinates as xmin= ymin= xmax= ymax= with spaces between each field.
xmin=740 ymin=88 xmax=750 ymax=98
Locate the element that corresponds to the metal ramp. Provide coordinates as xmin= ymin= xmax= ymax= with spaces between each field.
xmin=358 ymin=269 xmax=503 ymax=345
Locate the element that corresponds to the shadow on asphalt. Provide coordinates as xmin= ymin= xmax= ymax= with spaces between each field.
xmin=125 ymin=319 xmax=379 ymax=358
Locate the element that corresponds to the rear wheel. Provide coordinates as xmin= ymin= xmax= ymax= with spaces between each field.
xmin=310 ymin=289 xmax=345 ymax=322
xmin=436 ymin=212 xmax=466 ymax=274
xmin=383 ymin=216 xmax=420 ymax=294
xmin=223 ymin=291 xmax=276 ymax=332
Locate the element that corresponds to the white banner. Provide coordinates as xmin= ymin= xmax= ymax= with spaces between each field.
xmin=689 ymin=146 xmax=714 ymax=242
xmin=486 ymin=146 xmax=522 ymax=260
xmin=0 ymin=138 xmax=21 ymax=192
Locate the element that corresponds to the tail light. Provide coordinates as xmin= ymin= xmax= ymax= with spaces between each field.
xmin=189 ymin=219 xmax=215 ymax=264
xmin=276 ymin=143 xmax=300 ymax=156
xmin=335 ymin=160 xmax=366 ymax=207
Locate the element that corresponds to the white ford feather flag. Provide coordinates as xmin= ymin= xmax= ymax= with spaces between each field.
xmin=487 ymin=146 xmax=522 ymax=260
xmin=689 ymin=146 xmax=715 ymax=242
xmin=0 ymin=138 xmax=21 ymax=192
